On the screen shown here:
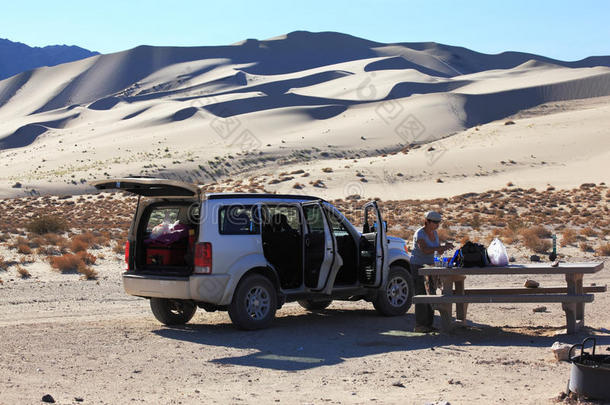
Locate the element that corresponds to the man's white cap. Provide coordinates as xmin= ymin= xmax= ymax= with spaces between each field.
xmin=425 ymin=211 xmax=442 ymax=222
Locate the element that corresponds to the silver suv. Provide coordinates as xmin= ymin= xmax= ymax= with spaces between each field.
xmin=92 ymin=178 xmax=413 ymax=330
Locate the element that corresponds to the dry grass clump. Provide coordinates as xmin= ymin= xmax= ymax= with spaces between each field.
xmin=50 ymin=254 xmax=84 ymax=273
xmin=579 ymin=241 xmax=593 ymax=252
xmin=78 ymin=265 xmax=98 ymax=280
xmin=16 ymin=266 xmax=30 ymax=278
xmin=580 ymin=227 xmax=597 ymax=237
xmin=17 ymin=244 xmax=32 ymax=254
xmin=113 ymin=241 xmax=126 ymax=255
xmin=43 ymin=233 xmax=66 ymax=246
xmin=49 ymin=252 xmax=98 ymax=279
xmin=26 ymin=214 xmax=68 ymax=234
xmin=560 ymin=228 xmax=579 ymax=247
xmin=520 ymin=227 xmax=551 ymax=253
xmin=0 ymin=255 xmax=6 ymax=270
xmin=598 ymin=243 xmax=610 ymax=256
xmin=77 ymin=251 xmax=97 ymax=265
xmin=70 ymin=238 xmax=89 ymax=253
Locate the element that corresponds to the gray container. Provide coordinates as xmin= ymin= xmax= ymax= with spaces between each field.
xmin=568 ymin=338 xmax=610 ymax=400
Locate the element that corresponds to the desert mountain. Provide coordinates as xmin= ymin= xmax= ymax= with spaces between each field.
xmin=0 ymin=31 xmax=608 ymax=198
xmin=0 ymin=38 xmax=98 ymax=81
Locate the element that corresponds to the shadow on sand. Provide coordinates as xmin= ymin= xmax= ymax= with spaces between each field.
xmin=153 ymin=308 xmax=609 ymax=371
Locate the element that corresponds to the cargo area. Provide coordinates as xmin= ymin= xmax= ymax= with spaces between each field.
xmin=134 ymin=201 xmax=199 ymax=276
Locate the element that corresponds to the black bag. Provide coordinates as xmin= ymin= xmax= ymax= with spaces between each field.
xmin=455 ymin=241 xmax=489 ymax=267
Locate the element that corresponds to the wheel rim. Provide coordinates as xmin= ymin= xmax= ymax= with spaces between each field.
xmin=386 ymin=277 xmax=408 ymax=307
xmin=245 ymin=286 xmax=271 ymax=320
xmin=168 ymin=300 xmax=186 ymax=316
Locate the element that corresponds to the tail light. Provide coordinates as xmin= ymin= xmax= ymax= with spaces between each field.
xmin=194 ymin=242 xmax=212 ymax=274
xmin=125 ymin=241 xmax=131 ymax=270
xmin=404 ymin=241 xmax=410 ymax=254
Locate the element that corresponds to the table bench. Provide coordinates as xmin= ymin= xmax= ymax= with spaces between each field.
xmin=412 ymin=262 xmax=605 ymax=333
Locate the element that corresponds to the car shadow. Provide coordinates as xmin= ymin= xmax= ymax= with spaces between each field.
xmin=152 ymin=308 xmax=610 ymax=371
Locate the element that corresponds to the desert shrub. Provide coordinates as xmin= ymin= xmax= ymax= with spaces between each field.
xmin=78 ymin=265 xmax=98 ymax=280
xmin=521 ymin=229 xmax=551 ymax=253
xmin=321 ymin=167 xmax=333 ymax=173
xmin=579 ymin=242 xmax=593 ymax=252
xmin=560 ymin=228 xmax=579 ymax=247
xmin=43 ymin=233 xmax=65 ymax=246
xmin=0 ymin=255 xmax=6 ymax=270
xmin=70 ymin=238 xmax=88 ymax=253
xmin=25 ymin=215 xmax=67 ymax=234
xmin=113 ymin=241 xmax=125 ymax=255
xmin=17 ymin=244 xmax=32 ymax=254
xmin=0 ymin=233 xmax=8 ymax=242
xmin=16 ymin=266 xmax=30 ymax=279
xmin=598 ymin=243 xmax=610 ymax=256
xmin=77 ymin=251 xmax=97 ymax=265
xmin=50 ymin=254 xmax=83 ymax=273
xmin=580 ymin=227 xmax=597 ymax=237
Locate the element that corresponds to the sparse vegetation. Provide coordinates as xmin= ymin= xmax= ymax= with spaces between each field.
xmin=560 ymin=228 xmax=579 ymax=247
xmin=598 ymin=243 xmax=610 ymax=256
xmin=16 ymin=266 xmax=30 ymax=279
xmin=26 ymin=215 xmax=68 ymax=234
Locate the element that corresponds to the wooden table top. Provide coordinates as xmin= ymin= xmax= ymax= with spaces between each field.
xmin=417 ymin=262 xmax=604 ymax=276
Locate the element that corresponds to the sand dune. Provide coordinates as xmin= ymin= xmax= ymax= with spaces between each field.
xmin=0 ymin=31 xmax=608 ymax=197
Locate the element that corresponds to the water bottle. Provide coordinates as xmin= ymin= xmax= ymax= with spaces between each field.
xmin=434 ymin=251 xmax=440 ymax=267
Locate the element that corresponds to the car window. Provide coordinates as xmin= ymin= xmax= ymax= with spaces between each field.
xmin=324 ymin=208 xmax=350 ymax=237
xmin=262 ymin=204 xmax=302 ymax=235
xmin=219 ymin=205 xmax=260 ymax=235
xmin=146 ymin=208 xmax=180 ymax=232
xmin=303 ymin=204 xmax=325 ymax=233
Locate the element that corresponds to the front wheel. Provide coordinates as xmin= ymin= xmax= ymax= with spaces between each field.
xmin=228 ymin=274 xmax=277 ymax=330
xmin=150 ymin=298 xmax=197 ymax=325
xmin=373 ymin=265 xmax=413 ymax=316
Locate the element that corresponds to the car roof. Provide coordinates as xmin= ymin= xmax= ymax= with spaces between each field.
xmin=205 ymin=193 xmax=324 ymax=202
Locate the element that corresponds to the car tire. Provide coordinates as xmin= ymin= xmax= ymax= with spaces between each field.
xmin=297 ymin=299 xmax=332 ymax=311
xmin=228 ymin=274 xmax=277 ymax=330
xmin=150 ymin=298 xmax=197 ymax=325
xmin=373 ymin=265 xmax=413 ymax=316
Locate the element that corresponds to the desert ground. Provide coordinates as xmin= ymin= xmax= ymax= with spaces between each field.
xmin=0 ymin=186 xmax=608 ymax=405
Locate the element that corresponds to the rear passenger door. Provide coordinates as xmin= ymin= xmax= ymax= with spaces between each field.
xmin=301 ymin=202 xmax=339 ymax=293
xmin=361 ymin=201 xmax=387 ymax=287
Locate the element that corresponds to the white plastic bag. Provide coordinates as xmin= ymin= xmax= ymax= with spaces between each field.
xmin=487 ymin=238 xmax=509 ymax=266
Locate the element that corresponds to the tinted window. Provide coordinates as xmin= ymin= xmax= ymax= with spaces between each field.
xmin=262 ymin=205 xmax=302 ymax=235
xmin=219 ymin=205 xmax=259 ymax=235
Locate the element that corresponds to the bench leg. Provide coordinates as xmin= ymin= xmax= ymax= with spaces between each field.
xmin=566 ymin=273 xmax=585 ymax=330
xmin=437 ymin=304 xmax=453 ymax=332
xmin=454 ymin=280 xmax=467 ymax=322
xmin=562 ymin=303 xmax=577 ymax=334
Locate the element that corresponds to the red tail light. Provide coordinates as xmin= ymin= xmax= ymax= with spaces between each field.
xmin=125 ymin=241 xmax=131 ymax=270
xmin=194 ymin=242 xmax=212 ymax=274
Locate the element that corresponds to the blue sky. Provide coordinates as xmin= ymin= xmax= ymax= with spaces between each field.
xmin=2 ymin=0 xmax=609 ymax=61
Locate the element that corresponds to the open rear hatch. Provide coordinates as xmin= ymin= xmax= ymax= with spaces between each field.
xmin=90 ymin=178 xmax=201 ymax=276
xmin=90 ymin=177 xmax=200 ymax=198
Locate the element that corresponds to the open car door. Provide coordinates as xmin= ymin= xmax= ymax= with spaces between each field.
xmin=301 ymin=201 xmax=341 ymax=294
xmin=90 ymin=178 xmax=200 ymax=198
xmin=361 ymin=201 xmax=387 ymax=288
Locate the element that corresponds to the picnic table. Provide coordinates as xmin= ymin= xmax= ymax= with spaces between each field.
xmin=413 ymin=262 xmax=605 ymax=333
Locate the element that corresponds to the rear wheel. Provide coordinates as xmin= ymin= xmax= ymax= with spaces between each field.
xmin=150 ymin=298 xmax=197 ymax=325
xmin=228 ymin=274 xmax=277 ymax=330
xmin=373 ymin=265 xmax=413 ymax=316
xmin=298 ymin=299 xmax=332 ymax=311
